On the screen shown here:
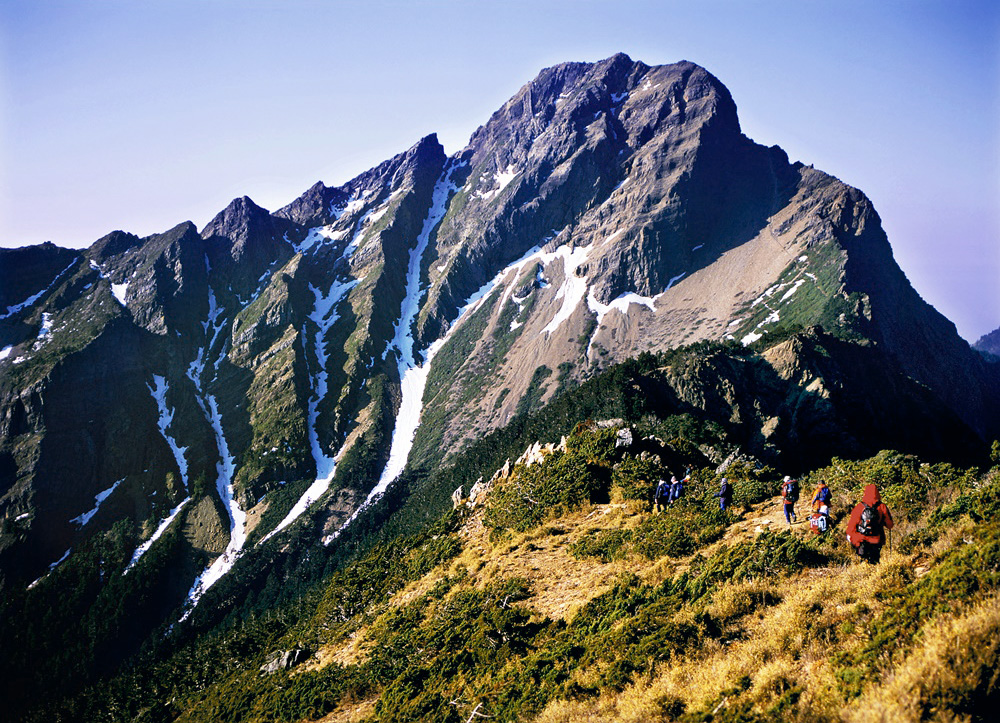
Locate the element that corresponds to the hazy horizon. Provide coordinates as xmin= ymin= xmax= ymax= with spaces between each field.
xmin=1 ymin=0 xmax=997 ymax=341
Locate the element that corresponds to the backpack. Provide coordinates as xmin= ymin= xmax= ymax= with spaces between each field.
xmin=785 ymin=479 xmax=799 ymax=503
xmin=856 ymin=502 xmax=880 ymax=537
xmin=810 ymin=513 xmax=828 ymax=534
xmin=816 ymin=486 xmax=831 ymax=504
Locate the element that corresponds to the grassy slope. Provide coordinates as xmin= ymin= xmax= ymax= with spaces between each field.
xmin=49 ymin=422 xmax=996 ymax=723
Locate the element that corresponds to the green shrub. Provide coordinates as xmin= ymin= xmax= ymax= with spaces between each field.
xmin=612 ymin=456 xmax=663 ymax=501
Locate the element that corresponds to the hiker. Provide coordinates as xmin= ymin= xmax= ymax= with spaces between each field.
xmin=846 ymin=483 xmax=894 ymax=563
xmin=717 ymin=477 xmax=733 ymax=511
xmin=670 ymin=475 xmax=684 ymax=503
xmin=811 ymin=480 xmax=832 ymax=511
xmin=781 ymin=476 xmax=799 ymax=524
xmin=654 ymin=477 xmax=671 ymax=512
xmin=809 ymin=480 xmax=832 ymax=533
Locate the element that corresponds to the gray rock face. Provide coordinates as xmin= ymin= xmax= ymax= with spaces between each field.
xmin=259 ymin=647 xmax=310 ymax=674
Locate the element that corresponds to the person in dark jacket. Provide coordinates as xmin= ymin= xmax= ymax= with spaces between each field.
xmin=781 ymin=475 xmax=798 ymax=525
xmin=846 ymin=483 xmax=894 ymax=563
xmin=654 ymin=478 xmax=671 ymax=513
xmin=717 ymin=477 xmax=733 ymax=511
xmin=670 ymin=475 xmax=684 ymax=503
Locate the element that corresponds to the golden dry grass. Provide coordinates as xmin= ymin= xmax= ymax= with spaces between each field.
xmin=534 ymin=553 xmax=910 ymax=723
xmin=841 ymin=593 xmax=1000 ymax=723
xmin=312 ymin=697 xmax=377 ymax=723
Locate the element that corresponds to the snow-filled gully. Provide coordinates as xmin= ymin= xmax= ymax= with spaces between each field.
xmin=123 ymin=376 xmax=193 ymax=574
xmin=177 ymin=284 xmax=249 ymax=618
xmin=258 ymin=278 xmax=357 ymax=545
xmin=323 ymin=161 xmax=468 ymax=545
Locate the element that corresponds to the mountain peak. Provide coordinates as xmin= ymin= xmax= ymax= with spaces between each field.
xmin=201 ymin=195 xmax=271 ymax=241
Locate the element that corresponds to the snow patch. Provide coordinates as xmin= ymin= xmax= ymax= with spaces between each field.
xmin=742 ymin=331 xmax=763 ymax=345
xmin=586 ymin=289 xmax=657 ymax=328
xmin=111 ymin=283 xmax=129 ymax=306
xmin=70 ymin=478 xmax=124 ymax=527
xmin=331 ymin=194 xmax=370 ymax=221
xmin=780 ymin=279 xmax=806 ymax=302
xmin=475 ymin=165 xmax=518 ymax=202
xmin=540 ymin=244 xmax=593 ymax=335
xmin=38 ymin=312 xmax=54 ymax=337
xmin=1 ymin=345 xmax=15 ymax=360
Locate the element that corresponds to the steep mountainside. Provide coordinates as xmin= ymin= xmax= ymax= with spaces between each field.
xmin=1 ymin=54 xmax=997 ymax=715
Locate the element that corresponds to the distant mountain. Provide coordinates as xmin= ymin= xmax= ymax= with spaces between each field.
xmin=974 ymin=327 xmax=1000 ymax=360
xmin=1 ymin=54 xmax=998 ymax=716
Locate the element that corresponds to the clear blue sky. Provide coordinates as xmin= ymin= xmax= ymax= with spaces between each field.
xmin=1 ymin=0 xmax=997 ymax=341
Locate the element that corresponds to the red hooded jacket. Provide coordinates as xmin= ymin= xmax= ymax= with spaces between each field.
xmin=846 ymin=484 xmax=894 ymax=547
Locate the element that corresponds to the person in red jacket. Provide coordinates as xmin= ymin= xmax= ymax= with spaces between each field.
xmin=846 ymin=483 xmax=894 ymax=563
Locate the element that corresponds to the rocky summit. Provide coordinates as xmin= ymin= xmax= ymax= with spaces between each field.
xmin=1 ymin=54 xmax=998 ymax=721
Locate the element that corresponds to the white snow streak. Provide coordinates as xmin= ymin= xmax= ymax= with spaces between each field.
xmin=0 ymin=259 xmax=76 ymax=320
xmin=780 ymin=279 xmax=806 ymax=302
xmin=0 ymin=346 xmax=12 ymax=360
xmin=148 ymin=375 xmax=189 ymax=491
xmin=70 ymin=478 xmax=124 ymax=527
xmin=203 ymin=288 xmax=224 ymax=342
xmin=28 ymin=548 xmax=73 ymax=589
xmin=666 ymin=272 xmax=686 ymax=290
xmin=181 ymin=394 xmax=246 ymax=617
xmin=586 ymin=290 xmax=657 ymax=328
xmin=124 ymin=497 xmax=190 ymax=574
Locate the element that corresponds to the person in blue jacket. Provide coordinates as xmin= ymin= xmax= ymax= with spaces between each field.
xmin=670 ymin=475 xmax=684 ymax=503
xmin=717 ymin=477 xmax=733 ymax=511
